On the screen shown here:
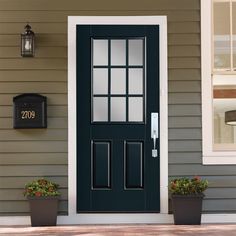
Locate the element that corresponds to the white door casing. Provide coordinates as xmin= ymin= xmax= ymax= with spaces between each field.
xmin=68 ymin=16 xmax=168 ymax=223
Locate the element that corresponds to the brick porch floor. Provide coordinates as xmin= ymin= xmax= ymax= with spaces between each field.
xmin=0 ymin=224 xmax=236 ymax=236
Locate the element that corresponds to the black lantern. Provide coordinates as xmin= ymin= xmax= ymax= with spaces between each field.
xmin=21 ymin=24 xmax=35 ymax=57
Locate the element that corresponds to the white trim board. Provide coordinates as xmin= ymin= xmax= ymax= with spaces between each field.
xmin=68 ymin=16 xmax=168 ymax=223
xmin=1 ymin=214 xmax=236 ymax=225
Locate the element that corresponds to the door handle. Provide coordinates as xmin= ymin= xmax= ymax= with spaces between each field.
xmin=151 ymin=113 xmax=158 ymax=158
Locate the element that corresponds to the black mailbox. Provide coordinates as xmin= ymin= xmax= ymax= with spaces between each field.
xmin=13 ymin=94 xmax=47 ymax=128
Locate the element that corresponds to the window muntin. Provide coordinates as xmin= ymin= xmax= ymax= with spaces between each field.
xmin=91 ymin=38 xmax=145 ymax=123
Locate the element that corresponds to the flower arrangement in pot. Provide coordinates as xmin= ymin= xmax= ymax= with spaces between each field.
xmin=169 ymin=176 xmax=208 ymax=225
xmin=23 ymin=178 xmax=61 ymax=227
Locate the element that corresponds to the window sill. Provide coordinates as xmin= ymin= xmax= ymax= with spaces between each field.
xmin=203 ymin=155 xmax=236 ymax=165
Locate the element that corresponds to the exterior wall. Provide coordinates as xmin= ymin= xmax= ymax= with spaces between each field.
xmin=0 ymin=0 xmax=235 ymax=216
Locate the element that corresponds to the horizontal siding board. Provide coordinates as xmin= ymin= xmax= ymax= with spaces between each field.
xmin=169 ymin=117 xmax=201 ymax=128
xmin=169 ymin=164 xmax=236 ymax=176
xmin=169 ymin=128 xmax=201 ymax=140
xmin=0 ymin=129 xmax=67 ymax=141
xmin=0 ymin=59 xmax=67 ymax=70
xmin=0 ymin=189 xmax=68 ymax=201
xmin=0 ymin=94 xmax=67 ymax=105
xmin=168 ymin=69 xmax=200 ymax=81
xmin=0 ymin=141 xmax=67 ymax=153
xmin=0 ymin=153 xmax=67 ymax=165
xmin=169 ymin=58 xmax=201 ymax=69
xmin=0 ymin=10 xmax=200 ymax=22
xmin=48 ymin=106 xmax=67 ymax=118
xmin=169 ymin=93 xmax=201 ymax=104
xmin=168 ymin=45 xmax=200 ymax=57
xmin=0 ymin=70 xmax=67 ymax=82
xmin=0 ymin=177 xmax=68 ymax=188
xmin=205 ymin=188 xmax=236 ymax=199
xmin=0 ymin=47 xmax=67 ymax=58
xmin=169 ymin=140 xmax=201 ymax=152
xmin=0 ymin=23 xmax=67 ymax=34
xmin=0 ymin=165 xmax=67 ymax=176
xmin=0 ymin=82 xmax=66 ymax=93
xmin=0 ymin=0 xmax=200 ymax=11
xmin=0 ymin=118 xmax=67 ymax=128
xmin=203 ymin=199 xmax=236 ymax=212
xmin=168 ymin=22 xmax=200 ymax=34
xmin=169 ymin=152 xmax=201 ymax=164
xmin=169 ymin=105 xmax=201 ymax=116
xmin=47 ymin=117 xmax=68 ymax=128
xmin=0 ymin=34 xmax=67 ymax=47
xmin=169 ymin=81 xmax=201 ymax=92
xmin=205 ymin=176 xmax=236 ymax=188
xmin=168 ymin=34 xmax=200 ymax=45
xmin=0 ymin=200 xmax=67 ymax=213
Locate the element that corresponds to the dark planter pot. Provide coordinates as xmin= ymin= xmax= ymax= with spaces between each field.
xmin=171 ymin=194 xmax=204 ymax=225
xmin=27 ymin=196 xmax=59 ymax=227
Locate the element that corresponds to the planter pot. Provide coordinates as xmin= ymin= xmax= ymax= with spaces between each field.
xmin=171 ymin=194 xmax=204 ymax=225
xmin=27 ymin=196 xmax=59 ymax=227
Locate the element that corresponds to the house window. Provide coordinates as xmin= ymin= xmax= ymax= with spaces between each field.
xmin=201 ymin=0 xmax=236 ymax=164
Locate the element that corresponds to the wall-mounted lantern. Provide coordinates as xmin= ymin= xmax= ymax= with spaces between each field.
xmin=21 ymin=24 xmax=35 ymax=57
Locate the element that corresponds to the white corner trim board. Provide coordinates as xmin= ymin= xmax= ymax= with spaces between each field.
xmin=68 ymin=16 xmax=168 ymax=224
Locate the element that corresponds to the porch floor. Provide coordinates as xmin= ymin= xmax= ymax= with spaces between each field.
xmin=0 ymin=224 xmax=236 ymax=236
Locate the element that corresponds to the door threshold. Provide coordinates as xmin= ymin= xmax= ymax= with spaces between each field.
xmin=58 ymin=213 xmax=173 ymax=224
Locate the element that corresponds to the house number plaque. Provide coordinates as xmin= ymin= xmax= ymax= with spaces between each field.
xmin=13 ymin=93 xmax=47 ymax=128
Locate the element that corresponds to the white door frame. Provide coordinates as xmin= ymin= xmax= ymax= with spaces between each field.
xmin=68 ymin=16 xmax=168 ymax=223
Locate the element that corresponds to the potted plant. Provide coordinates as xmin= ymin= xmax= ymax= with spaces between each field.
xmin=169 ymin=176 xmax=208 ymax=225
xmin=23 ymin=178 xmax=61 ymax=227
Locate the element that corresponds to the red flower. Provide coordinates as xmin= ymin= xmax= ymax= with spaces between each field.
xmin=171 ymin=182 xmax=176 ymax=189
xmin=48 ymin=187 xmax=54 ymax=192
xmin=194 ymin=176 xmax=201 ymax=182
xmin=35 ymin=191 xmax=42 ymax=197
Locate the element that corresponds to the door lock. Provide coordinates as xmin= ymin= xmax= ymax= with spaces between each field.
xmin=151 ymin=113 xmax=159 ymax=158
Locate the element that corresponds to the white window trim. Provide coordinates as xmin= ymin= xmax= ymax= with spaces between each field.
xmin=201 ymin=0 xmax=236 ymax=164
xmin=68 ymin=16 xmax=168 ymax=223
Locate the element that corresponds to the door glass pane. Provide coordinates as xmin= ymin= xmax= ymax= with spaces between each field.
xmin=111 ymin=69 xmax=126 ymax=94
xmin=93 ymin=40 xmax=108 ymax=66
xmin=129 ymin=68 xmax=143 ymax=94
xmin=93 ymin=97 xmax=108 ymax=122
xmin=129 ymin=39 xmax=143 ymax=66
xmin=111 ymin=97 xmax=126 ymax=121
xmin=213 ymin=2 xmax=230 ymax=69
xmin=233 ymin=2 xmax=236 ymax=68
xmin=129 ymin=97 xmax=143 ymax=122
xmin=111 ymin=40 xmax=126 ymax=65
xmin=93 ymin=69 xmax=108 ymax=94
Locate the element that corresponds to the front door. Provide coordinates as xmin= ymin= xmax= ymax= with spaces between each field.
xmin=77 ymin=25 xmax=160 ymax=212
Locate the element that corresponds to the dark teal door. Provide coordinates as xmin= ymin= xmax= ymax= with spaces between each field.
xmin=77 ymin=25 xmax=160 ymax=212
